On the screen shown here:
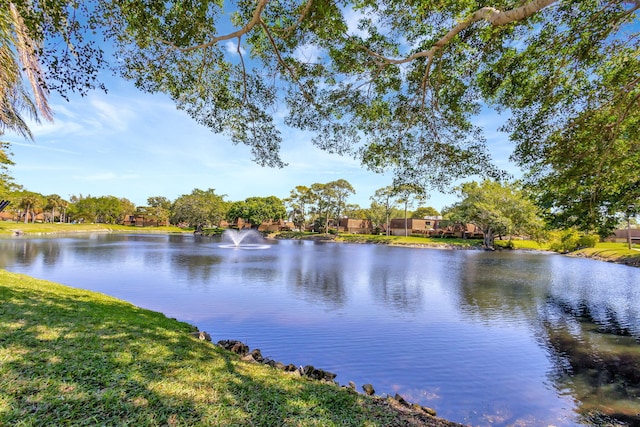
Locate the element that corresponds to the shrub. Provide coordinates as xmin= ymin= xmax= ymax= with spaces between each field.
xmin=549 ymin=229 xmax=580 ymax=253
xmin=548 ymin=230 xmax=599 ymax=252
xmin=577 ymin=234 xmax=599 ymax=248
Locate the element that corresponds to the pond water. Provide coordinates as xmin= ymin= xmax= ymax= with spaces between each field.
xmin=1 ymin=233 xmax=639 ymax=426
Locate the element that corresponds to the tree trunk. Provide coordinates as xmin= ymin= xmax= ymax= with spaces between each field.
xmin=483 ymin=228 xmax=495 ymax=249
xmin=324 ymin=209 xmax=329 ymax=234
xmin=404 ymin=202 xmax=408 ymax=237
xmin=386 ymin=213 xmax=390 ymax=236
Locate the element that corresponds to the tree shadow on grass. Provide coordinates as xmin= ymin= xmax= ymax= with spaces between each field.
xmin=0 ymin=276 xmax=427 ymax=426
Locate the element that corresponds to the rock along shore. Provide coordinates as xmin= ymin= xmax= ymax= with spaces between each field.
xmin=189 ymin=331 xmax=467 ymax=427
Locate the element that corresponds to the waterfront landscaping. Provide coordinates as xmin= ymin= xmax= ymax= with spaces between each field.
xmin=0 ymin=226 xmax=634 ymax=425
xmin=0 ymin=269 xmax=464 ymax=426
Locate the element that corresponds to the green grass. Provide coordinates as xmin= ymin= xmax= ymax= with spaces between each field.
xmin=280 ymin=231 xmax=551 ymax=250
xmin=573 ymin=242 xmax=640 ymax=266
xmin=332 ymin=233 xmax=482 ymax=247
xmin=494 ymin=239 xmax=550 ymax=250
xmin=0 ymin=222 xmax=188 ymax=235
xmin=335 ymin=233 xmax=549 ymax=249
xmin=0 ymin=270 xmax=447 ymax=426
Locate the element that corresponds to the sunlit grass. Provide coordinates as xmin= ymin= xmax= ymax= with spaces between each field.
xmin=494 ymin=239 xmax=550 ymax=250
xmin=574 ymin=241 xmax=640 ymax=266
xmin=0 ymin=270 xmax=443 ymax=426
xmin=335 ymin=233 xmax=484 ymax=247
xmin=0 ymin=221 xmax=188 ymax=235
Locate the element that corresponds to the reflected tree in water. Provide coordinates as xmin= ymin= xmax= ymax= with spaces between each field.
xmin=540 ymin=295 xmax=640 ymax=424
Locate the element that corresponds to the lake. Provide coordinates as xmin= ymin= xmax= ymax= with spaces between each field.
xmin=1 ymin=233 xmax=638 ymax=426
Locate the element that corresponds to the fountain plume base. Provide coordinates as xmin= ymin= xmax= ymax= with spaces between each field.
xmin=219 ymin=229 xmax=271 ymax=250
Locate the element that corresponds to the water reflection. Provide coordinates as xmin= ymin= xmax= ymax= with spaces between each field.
xmin=456 ymin=252 xmax=549 ymax=321
xmin=170 ymin=254 xmax=224 ymax=282
xmin=0 ymin=234 xmax=639 ymax=426
xmin=541 ymin=295 xmax=640 ymax=424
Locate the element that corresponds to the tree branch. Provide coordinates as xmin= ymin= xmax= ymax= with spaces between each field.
xmin=236 ymin=36 xmax=248 ymax=104
xmin=176 ymin=0 xmax=269 ymax=52
xmin=259 ymin=20 xmax=314 ymax=103
xmin=364 ymin=0 xmax=558 ymax=67
xmin=280 ymin=0 xmax=315 ymax=36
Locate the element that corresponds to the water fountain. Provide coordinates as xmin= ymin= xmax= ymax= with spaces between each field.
xmin=219 ymin=229 xmax=271 ymax=249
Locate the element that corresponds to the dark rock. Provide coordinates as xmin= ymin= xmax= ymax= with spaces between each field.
xmin=250 ymin=349 xmax=264 ymax=363
xmin=362 ymin=383 xmax=375 ymax=395
xmin=299 ymin=365 xmax=336 ymax=382
xmin=231 ymin=342 xmax=249 ymax=355
xmin=216 ymin=339 xmax=234 ymax=350
xmin=300 ymin=365 xmax=316 ymax=377
xmin=190 ymin=331 xmax=212 ymax=341
xmin=322 ymin=370 xmax=337 ymax=382
xmin=388 ymin=395 xmax=437 ymax=417
xmin=393 ymin=393 xmax=409 ymax=406
xmin=284 ymin=363 xmax=297 ymax=372
xmin=217 ymin=339 xmax=249 ymax=355
xmin=419 ymin=405 xmax=437 ymax=416
xmin=241 ymin=354 xmax=256 ymax=363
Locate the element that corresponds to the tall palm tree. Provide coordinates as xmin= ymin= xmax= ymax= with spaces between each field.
xmin=0 ymin=2 xmax=52 ymax=139
xmin=46 ymin=194 xmax=63 ymax=223
xmin=19 ymin=192 xmax=40 ymax=224
xmin=58 ymin=199 xmax=69 ymax=223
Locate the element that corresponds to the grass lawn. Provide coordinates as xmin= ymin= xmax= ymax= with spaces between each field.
xmin=277 ymin=231 xmax=548 ymax=250
xmin=573 ymin=242 xmax=640 ymax=267
xmin=0 ymin=222 xmax=188 ymax=235
xmin=0 ymin=270 xmax=457 ymax=426
xmin=308 ymin=233 xmax=482 ymax=247
xmin=333 ymin=233 xmax=549 ymax=250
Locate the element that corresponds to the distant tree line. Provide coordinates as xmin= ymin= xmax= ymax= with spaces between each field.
xmin=0 ymin=179 xmax=444 ymax=232
xmin=1 ymin=175 xmax=637 ymax=250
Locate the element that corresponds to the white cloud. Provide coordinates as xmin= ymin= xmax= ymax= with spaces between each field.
xmin=8 ymin=140 xmax=78 ymax=155
xmin=225 ymin=40 xmax=246 ymax=55
xmin=293 ymin=43 xmax=323 ymax=63
xmin=344 ymin=7 xmax=369 ymax=38
xmin=90 ymin=98 xmax=135 ymax=132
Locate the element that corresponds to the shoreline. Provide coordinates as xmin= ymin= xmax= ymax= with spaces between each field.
xmin=2 ymin=223 xmax=638 ymax=267
xmin=274 ymin=232 xmax=640 ymax=267
xmin=0 ymin=269 xmax=466 ymax=427
xmin=567 ymin=249 xmax=640 ymax=268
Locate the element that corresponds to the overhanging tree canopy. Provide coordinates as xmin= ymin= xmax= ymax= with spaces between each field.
xmin=4 ymin=0 xmax=640 ymax=232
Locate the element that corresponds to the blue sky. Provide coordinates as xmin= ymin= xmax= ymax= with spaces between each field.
xmin=6 ymin=75 xmax=518 ymax=212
